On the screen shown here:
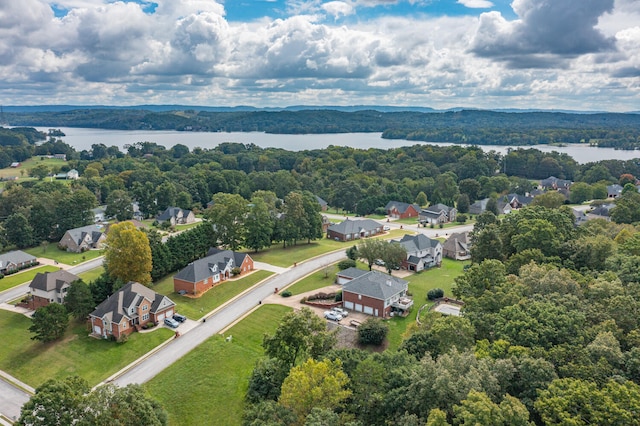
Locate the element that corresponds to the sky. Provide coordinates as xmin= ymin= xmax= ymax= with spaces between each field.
xmin=1 ymin=0 xmax=639 ymax=111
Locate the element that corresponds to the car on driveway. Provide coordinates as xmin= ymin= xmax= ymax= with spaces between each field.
xmin=164 ymin=317 xmax=180 ymax=328
xmin=331 ymin=307 xmax=348 ymax=317
xmin=173 ymin=313 xmax=187 ymax=322
xmin=324 ymin=310 xmax=342 ymax=321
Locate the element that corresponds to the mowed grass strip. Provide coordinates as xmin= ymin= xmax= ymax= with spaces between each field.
xmin=0 ymin=265 xmax=60 ymax=292
xmin=76 ymin=266 xmax=105 ymax=283
xmin=145 ymin=304 xmax=292 ymax=426
xmin=0 ymin=310 xmax=173 ymax=388
xmin=152 ymin=270 xmax=273 ymax=320
xmin=24 ymin=246 xmax=104 ymax=265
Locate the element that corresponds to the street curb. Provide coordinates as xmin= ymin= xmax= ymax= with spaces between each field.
xmin=0 ymin=371 xmax=34 ymax=395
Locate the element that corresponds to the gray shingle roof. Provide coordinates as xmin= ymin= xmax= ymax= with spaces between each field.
xmin=443 ymin=232 xmax=470 ymax=253
xmin=423 ymin=203 xmax=454 ymax=213
xmin=90 ymin=281 xmax=174 ymax=323
xmin=385 ymin=201 xmax=420 ymax=214
xmin=343 ymin=271 xmax=408 ymax=301
xmin=396 ymin=234 xmax=440 ymax=253
xmin=327 ymin=219 xmax=381 ymax=235
xmin=29 ymin=270 xmax=80 ymax=292
xmin=175 ymin=249 xmax=250 ymax=283
xmin=157 ymin=207 xmax=192 ymax=222
xmin=0 ymin=250 xmax=36 ymax=269
xmin=65 ymin=225 xmax=105 ymax=245
xmin=336 ymin=267 xmax=368 ymax=280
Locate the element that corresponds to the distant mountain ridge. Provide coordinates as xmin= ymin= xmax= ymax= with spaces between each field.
xmin=2 ymin=104 xmax=634 ymax=114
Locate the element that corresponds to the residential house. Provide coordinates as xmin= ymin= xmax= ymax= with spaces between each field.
xmin=326 ymin=219 xmax=383 ymax=242
xmin=469 ymin=198 xmax=512 ymax=216
xmin=502 ymin=193 xmax=534 ymax=209
xmin=443 ymin=232 xmax=472 ymax=260
xmin=132 ymin=202 xmax=143 ymax=221
xmin=540 ymin=176 xmax=572 ymax=190
xmin=607 ymin=184 xmax=623 ymax=198
xmin=341 ymin=270 xmax=413 ymax=318
xmin=67 ymin=169 xmax=79 ymax=180
xmin=53 ymin=154 xmax=67 ymax=160
xmin=587 ymin=203 xmax=615 ymax=221
xmin=92 ymin=206 xmax=107 ymax=223
xmin=174 ymin=248 xmax=254 ymax=295
xmin=335 ymin=267 xmax=369 ymax=285
xmin=315 ymin=195 xmax=328 ymax=211
xmin=0 ymin=250 xmax=37 ymax=275
xmin=394 ymin=234 xmax=443 ymax=271
xmin=572 ymin=208 xmax=589 ymax=226
xmin=90 ymin=281 xmax=176 ymax=340
xmin=321 ymin=215 xmax=331 ymax=233
xmin=59 ymin=225 xmax=107 ymax=253
xmin=419 ymin=203 xmax=457 ymax=225
xmin=26 ymin=270 xmax=80 ymax=309
xmin=156 ymin=207 xmax=196 ymax=226
xmin=385 ymin=201 xmax=421 ymax=219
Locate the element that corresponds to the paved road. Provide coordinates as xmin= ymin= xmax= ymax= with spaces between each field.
xmin=0 ymin=378 xmax=30 ymax=423
xmin=112 ymin=249 xmax=346 ymax=386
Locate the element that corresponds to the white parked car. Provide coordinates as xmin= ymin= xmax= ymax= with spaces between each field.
xmin=383 ymin=225 xmax=391 ymax=231
xmin=331 ymin=307 xmax=348 ymax=317
xmin=324 ymin=311 xmax=342 ymax=321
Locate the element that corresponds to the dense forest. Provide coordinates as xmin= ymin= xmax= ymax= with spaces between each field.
xmin=5 ymin=108 xmax=640 ymax=148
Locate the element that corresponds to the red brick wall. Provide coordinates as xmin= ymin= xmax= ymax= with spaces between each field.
xmin=240 ymin=256 xmax=254 ymax=273
xmin=343 ymin=291 xmax=387 ymax=317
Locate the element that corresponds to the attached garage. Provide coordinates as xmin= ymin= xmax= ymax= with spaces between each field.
xmin=156 ymin=312 xmax=165 ymax=322
xmin=363 ymin=306 xmax=374 ymax=315
xmin=344 ymin=301 xmax=354 ymax=310
xmin=355 ymin=303 xmax=363 ymax=312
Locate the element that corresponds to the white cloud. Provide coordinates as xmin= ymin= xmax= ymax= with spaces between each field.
xmin=457 ymin=0 xmax=493 ymax=9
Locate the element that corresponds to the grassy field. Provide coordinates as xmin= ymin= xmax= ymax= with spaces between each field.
xmin=0 ymin=310 xmax=173 ymax=388
xmin=152 ymin=270 xmax=273 ymax=320
xmin=145 ymin=304 xmax=291 ymax=426
xmin=285 ymin=263 xmax=343 ymax=295
xmin=77 ymin=266 xmax=105 ymax=283
xmin=24 ymin=245 xmax=104 ymax=266
xmin=0 ymin=265 xmax=60 ymax=292
xmin=0 ymin=156 xmax=68 ymax=179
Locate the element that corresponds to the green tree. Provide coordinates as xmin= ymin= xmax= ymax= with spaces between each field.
xmin=29 ymin=303 xmax=69 ymax=342
xmin=426 ymin=409 xmax=450 ymax=426
xmin=300 ymin=192 xmax=323 ymax=243
xmin=29 ymin=164 xmax=50 ymax=180
xmin=205 ymin=192 xmax=249 ymax=250
xmin=104 ymin=221 xmax=153 ymax=285
xmin=459 ymin=178 xmax=482 ymax=202
xmin=85 ymin=384 xmax=168 ymax=425
xmin=105 ymin=189 xmax=133 ymax=221
xmin=279 ymin=358 xmax=351 ymax=425
xmin=569 ymin=182 xmax=593 ymax=204
xmin=244 ymin=197 xmax=274 ymax=252
xmin=281 ymin=191 xmax=307 ymax=247
xmin=432 ymin=172 xmax=459 ymax=206
xmin=456 ymin=193 xmax=470 ymax=214
xmin=17 ymin=376 xmax=89 ymax=426
xmin=155 ymin=181 xmax=177 ymax=212
xmin=4 ymin=212 xmax=34 ymax=248
xmin=416 ymin=191 xmax=429 ymax=207
xmin=64 ymin=280 xmax=95 ymax=320
xmin=263 ymin=307 xmax=336 ymax=368
xmin=380 ymin=241 xmax=407 ymax=273
xmin=531 ymin=191 xmax=566 ymax=208
xmin=357 ymin=238 xmax=384 ymax=270
xmin=358 ymin=318 xmax=389 ymax=345
xmin=485 ymin=197 xmax=499 ymax=215
xmin=611 ymin=190 xmax=640 ymax=224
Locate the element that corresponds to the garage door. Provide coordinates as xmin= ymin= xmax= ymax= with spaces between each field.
xmin=344 ymin=301 xmax=354 ymax=310
xmin=364 ymin=306 xmax=374 ymax=315
xmin=157 ymin=313 xmax=165 ymax=322
xmin=355 ymin=304 xmax=363 ymax=312
xmin=165 ymin=309 xmax=173 ymax=318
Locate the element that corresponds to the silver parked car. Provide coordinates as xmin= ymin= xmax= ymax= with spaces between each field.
xmin=331 ymin=307 xmax=348 ymax=317
xmin=324 ymin=310 xmax=342 ymax=321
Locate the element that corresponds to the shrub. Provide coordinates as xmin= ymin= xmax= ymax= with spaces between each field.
xmin=231 ymin=267 xmax=241 ymax=276
xmin=0 ymin=274 xmax=4 ymax=280
xmin=427 ymin=288 xmax=444 ymax=300
xmin=337 ymin=259 xmax=356 ymax=270
xmin=358 ymin=318 xmax=389 ymax=346
xmin=456 ymin=214 xmax=468 ymax=223
xmin=439 ymin=223 xmax=444 ymax=229
xmin=281 ymin=290 xmax=292 ymax=298
xmin=117 ymin=333 xmax=129 ymax=344
xmin=430 ymin=223 xmax=435 ymax=228
xmin=334 ymin=291 xmax=342 ymax=302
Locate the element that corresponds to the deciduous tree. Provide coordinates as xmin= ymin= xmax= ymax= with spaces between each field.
xmin=29 ymin=303 xmax=69 ymax=342
xmin=104 ymin=221 xmax=152 ymax=285
xmin=64 ymin=280 xmax=95 ymax=320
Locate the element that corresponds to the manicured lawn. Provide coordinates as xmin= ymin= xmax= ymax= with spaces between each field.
xmin=77 ymin=266 xmax=105 ymax=283
xmin=0 ymin=156 xmax=68 ymax=179
xmin=0 ymin=310 xmax=173 ymax=388
xmin=152 ymin=270 xmax=273 ymax=320
xmin=24 ymin=245 xmax=104 ymax=266
xmin=285 ymin=264 xmax=342 ymax=295
xmin=394 ymin=217 xmax=421 ymax=225
xmin=0 ymin=265 xmax=60 ymax=292
xmin=145 ymin=304 xmax=291 ymax=426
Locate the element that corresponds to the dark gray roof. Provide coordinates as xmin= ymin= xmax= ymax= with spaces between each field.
xmin=327 ymin=219 xmax=381 ymax=235
xmin=504 ymin=193 xmax=534 ymax=205
xmin=336 ymin=267 xmax=368 ymax=280
xmin=419 ymin=210 xmax=444 ymax=219
xmin=443 ymin=232 xmax=470 ymax=252
xmin=343 ymin=271 xmax=408 ymax=301
xmin=90 ymin=281 xmax=174 ymax=323
xmin=0 ymin=250 xmax=36 ymax=269
xmin=315 ymin=195 xmax=328 ymax=207
xmin=157 ymin=207 xmax=192 ymax=221
xmin=423 ymin=203 xmax=454 ymax=213
xmin=175 ymin=249 xmax=250 ymax=283
xmin=590 ymin=204 xmax=615 ymax=217
xmin=395 ymin=234 xmax=441 ymax=253
xmin=65 ymin=225 xmax=105 ymax=244
xmin=29 ymin=270 xmax=80 ymax=292
xmin=385 ymin=201 xmax=420 ymax=214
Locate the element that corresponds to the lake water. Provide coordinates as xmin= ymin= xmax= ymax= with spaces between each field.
xmin=41 ymin=127 xmax=640 ymax=164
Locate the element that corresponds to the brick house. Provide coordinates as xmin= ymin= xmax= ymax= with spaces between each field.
xmin=0 ymin=250 xmax=37 ymax=275
xmin=341 ymin=270 xmax=413 ymax=318
xmin=156 ymin=207 xmax=196 ymax=226
xmin=26 ymin=270 xmax=80 ymax=309
xmin=385 ymin=201 xmax=421 ymax=219
xmin=326 ymin=218 xmax=383 ymax=242
xmin=58 ymin=225 xmax=106 ymax=253
xmin=173 ymin=248 xmax=254 ymax=295
xmin=89 ymin=281 xmax=176 ymax=340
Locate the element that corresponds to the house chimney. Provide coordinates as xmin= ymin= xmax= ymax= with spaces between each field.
xmin=386 ymin=279 xmax=392 ymax=287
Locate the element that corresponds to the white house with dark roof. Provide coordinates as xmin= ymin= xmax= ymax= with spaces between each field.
xmin=0 ymin=250 xmax=37 ymax=275
xmin=419 ymin=203 xmax=457 ymax=225
xmin=394 ymin=234 xmax=443 ymax=271
xmin=326 ymin=218 xmax=383 ymax=242
xmin=341 ymin=270 xmax=413 ymax=318
xmin=89 ymin=281 xmax=176 ymax=339
xmin=27 ymin=270 xmax=80 ymax=309
xmin=173 ymin=248 xmax=254 ymax=295
xmin=58 ymin=224 xmax=106 ymax=253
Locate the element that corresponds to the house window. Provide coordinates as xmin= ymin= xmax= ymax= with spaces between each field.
xmin=142 ymin=305 xmax=148 ymax=311
xmin=123 ymin=323 xmax=127 ymax=329
xmin=142 ymin=313 xmax=149 ymax=321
